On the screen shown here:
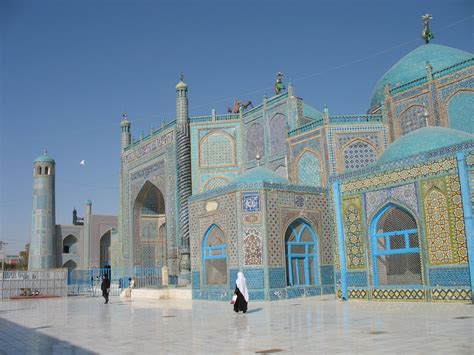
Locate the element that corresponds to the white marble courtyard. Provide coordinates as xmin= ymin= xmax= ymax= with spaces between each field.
xmin=0 ymin=295 xmax=473 ymax=354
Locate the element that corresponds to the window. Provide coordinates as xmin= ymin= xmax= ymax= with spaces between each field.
xmin=285 ymin=219 xmax=318 ymax=286
xmin=371 ymin=204 xmax=422 ymax=287
xmin=202 ymin=225 xmax=227 ymax=286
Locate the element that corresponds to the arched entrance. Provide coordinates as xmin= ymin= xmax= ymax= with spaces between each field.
xmin=63 ymin=234 xmax=78 ymax=254
xmin=100 ymin=231 xmax=111 ymax=268
xmin=63 ymin=260 xmax=77 ymax=273
xmin=285 ymin=219 xmax=319 ymax=286
xmin=370 ymin=203 xmax=422 ymax=287
xmin=202 ymin=224 xmax=227 ymax=286
xmin=133 ymin=181 xmax=167 ymax=268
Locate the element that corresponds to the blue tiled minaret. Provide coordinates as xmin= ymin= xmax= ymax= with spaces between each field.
xmin=175 ymin=75 xmax=192 ymax=278
xmin=28 ymin=151 xmax=56 ymax=270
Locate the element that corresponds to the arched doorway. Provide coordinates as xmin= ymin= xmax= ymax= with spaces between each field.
xmin=202 ymin=224 xmax=227 ymax=286
xmin=285 ymin=219 xmax=319 ymax=286
xmin=370 ymin=203 xmax=422 ymax=287
xmin=100 ymin=231 xmax=111 ymax=268
xmin=133 ymin=181 xmax=166 ymax=268
xmin=63 ymin=260 xmax=77 ymax=273
xmin=63 ymin=234 xmax=78 ymax=254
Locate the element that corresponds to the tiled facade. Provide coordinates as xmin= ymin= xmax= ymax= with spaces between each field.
xmin=111 ymin=42 xmax=473 ymax=303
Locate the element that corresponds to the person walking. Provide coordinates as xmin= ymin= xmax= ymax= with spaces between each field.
xmin=125 ymin=277 xmax=135 ymax=300
xmin=101 ymin=275 xmax=111 ymax=304
xmin=233 ymin=272 xmax=249 ymax=313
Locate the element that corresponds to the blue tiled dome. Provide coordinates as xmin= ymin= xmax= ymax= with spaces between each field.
xmin=34 ymin=152 xmax=55 ymax=164
xmin=370 ymin=44 xmax=473 ymax=110
xmin=377 ymin=127 xmax=474 ymax=164
xmin=231 ymin=167 xmax=289 ymax=185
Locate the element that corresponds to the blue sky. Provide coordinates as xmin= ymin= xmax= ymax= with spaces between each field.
xmin=1 ymin=0 xmax=472 ymax=254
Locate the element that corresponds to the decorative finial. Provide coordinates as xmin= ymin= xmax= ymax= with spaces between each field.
xmin=180 ymin=73 xmax=184 ymax=82
xmin=274 ymin=72 xmax=285 ymax=95
xmin=44 ymin=148 xmax=48 ymax=155
xmin=122 ymin=112 xmax=128 ymax=120
xmin=421 ymin=14 xmax=434 ymax=44
xmin=162 ymin=117 xmax=165 ymax=128
xmin=256 ymin=148 xmax=261 ymax=167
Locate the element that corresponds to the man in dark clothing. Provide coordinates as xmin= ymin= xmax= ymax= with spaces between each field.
xmin=101 ymin=276 xmax=111 ymax=304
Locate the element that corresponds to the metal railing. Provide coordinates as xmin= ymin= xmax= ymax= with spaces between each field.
xmin=0 ymin=270 xmax=68 ymax=299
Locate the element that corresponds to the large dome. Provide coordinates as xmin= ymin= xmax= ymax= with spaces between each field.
xmin=377 ymin=127 xmax=474 ymax=164
xmin=370 ymin=44 xmax=473 ymax=110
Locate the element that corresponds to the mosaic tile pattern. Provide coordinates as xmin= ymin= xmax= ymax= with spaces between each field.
xmin=447 ymin=92 xmax=474 ymax=133
xmin=243 ymin=268 xmax=264 ymax=289
xmin=342 ymin=140 xmax=377 ymax=171
xmin=243 ymin=228 xmax=263 ymax=266
xmin=371 ymin=288 xmax=426 ymax=301
xmin=192 ymin=271 xmax=200 ymax=289
xmin=423 ymin=186 xmax=452 ymax=264
xmin=342 ymin=196 xmax=365 ymax=270
xmin=246 ymin=123 xmax=265 ymax=161
xmin=349 ymin=289 xmax=368 ymax=299
xmin=269 ymin=267 xmax=286 ymax=289
xmin=347 ymin=271 xmax=368 ymax=287
xmin=242 ymin=192 xmax=260 ymax=212
xmin=365 ymin=183 xmax=418 ymax=222
xmin=343 ymin=157 xmax=457 ymax=193
xmin=431 ymin=288 xmax=471 ymax=301
xmin=399 ymin=105 xmax=428 ymax=136
xmin=200 ymin=131 xmax=236 ymax=167
xmin=269 ymin=113 xmax=287 ymax=154
xmin=229 ymin=269 xmax=238 ymax=290
xmin=446 ymin=175 xmax=468 ymax=263
xmin=296 ymin=151 xmax=322 ymax=186
xmin=203 ymin=177 xmax=229 ymax=192
xmin=429 ymin=266 xmax=471 ymax=286
xmin=320 ymin=265 xmax=334 ymax=285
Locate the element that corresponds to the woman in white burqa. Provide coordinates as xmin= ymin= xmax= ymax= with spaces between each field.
xmin=233 ymin=272 xmax=249 ymax=313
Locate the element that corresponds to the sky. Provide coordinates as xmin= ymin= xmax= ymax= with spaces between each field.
xmin=0 ymin=0 xmax=472 ymax=255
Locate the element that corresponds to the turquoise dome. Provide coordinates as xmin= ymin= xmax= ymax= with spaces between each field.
xmin=377 ymin=127 xmax=474 ymax=164
xmin=231 ymin=167 xmax=289 ymax=185
xmin=370 ymin=44 xmax=473 ymax=109
xmin=34 ymin=152 xmax=55 ymax=164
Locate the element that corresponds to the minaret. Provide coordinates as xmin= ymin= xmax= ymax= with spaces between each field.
xmin=83 ymin=199 xmax=92 ymax=269
xmin=175 ymin=74 xmax=192 ymax=279
xmin=121 ymin=113 xmax=131 ymax=151
xmin=28 ymin=150 xmax=56 ymax=270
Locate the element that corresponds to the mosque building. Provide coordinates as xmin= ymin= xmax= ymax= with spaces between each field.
xmin=29 ymin=17 xmax=474 ymax=302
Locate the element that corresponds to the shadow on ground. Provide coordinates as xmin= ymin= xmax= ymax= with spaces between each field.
xmin=0 ymin=318 xmax=96 ymax=355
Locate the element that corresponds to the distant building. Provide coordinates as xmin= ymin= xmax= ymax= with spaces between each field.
xmin=28 ymin=153 xmax=117 ymax=272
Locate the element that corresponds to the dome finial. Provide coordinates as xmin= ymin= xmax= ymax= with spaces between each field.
xmin=421 ymin=14 xmax=434 ymax=44
xmin=255 ymin=148 xmax=261 ymax=167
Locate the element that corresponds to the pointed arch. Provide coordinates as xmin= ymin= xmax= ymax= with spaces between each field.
xmin=341 ymin=139 xmax=377 ymax=172
xmin=63 ymin=234 xmax=78 ymax=254
xmin=133 ymin=181 xmax=166 ymax=267
xmin=370 ymin=202 xmax=423 ymax=287
xmin=63 ymin=260 xmax=77 ymax=273
xmin=295 ymin=149 xmax=322 ymax=187
xmin=269 ymin=113 xmax=287 ymax=154
xmin=202 ymin=224 xmax=227 ymax=286
xmin=200 ymin=131 xmax=236 ymax=167
xmin=284 ymin=218 xmax=319 ymax=286
xmin=202 ymin=176 xmax=230 ymax=192
xmin=100 ymin=230 xmax=111 ymax=268
xmin=446 ymin=90 xmax=474 ymax=134
xmin=398 ymin=104 xmax=429 ymax=136
xmin=247 ymin=122 xmax=265 ymax=161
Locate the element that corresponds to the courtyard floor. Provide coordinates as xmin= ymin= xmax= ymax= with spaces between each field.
xmin=0 ymin=295 xmax=473 ymax=354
